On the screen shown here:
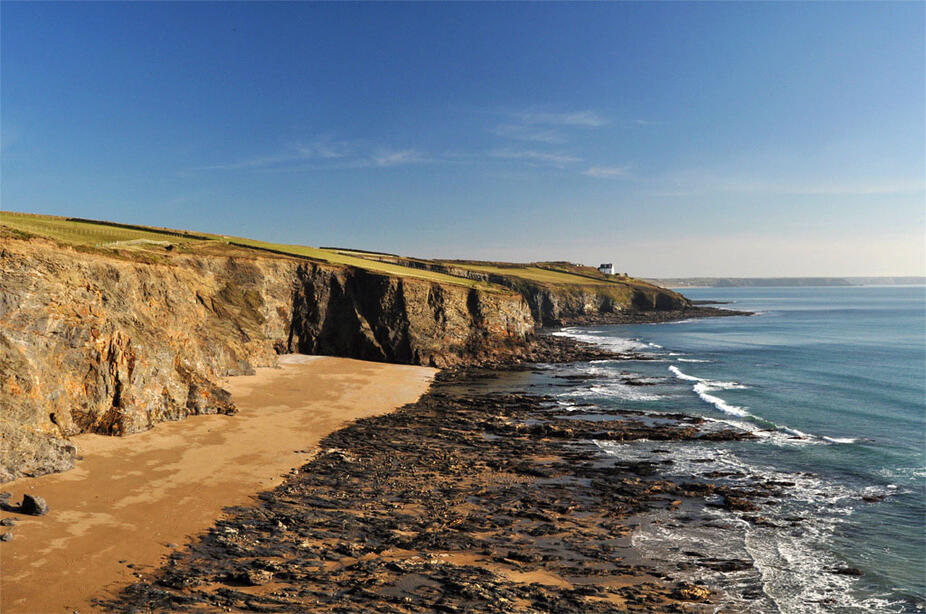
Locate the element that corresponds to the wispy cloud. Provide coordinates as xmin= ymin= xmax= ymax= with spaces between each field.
xmin=490 ymin=108 xmax=608 ymax=146
xmin=491 ymin=123 xmax=566 ymax=144
xmin=297 ymin=139 xmax=351 ymax=160
xmin=489 ymin=148 xmax=582 ymax=167
xmin=196 ymin=138 xmax=433 ymax=172
xmin=197 ymin=153 xmax=301 ymax=171
xmin=487 ymin=108 xmax=628 ymax=173
xmin=372 ymin=149 xmax=427 ymax=167
xmin=514 ymin=110 xmax=607 ymax=127
xmin=582 ymin=166 xmax=632 ymax=179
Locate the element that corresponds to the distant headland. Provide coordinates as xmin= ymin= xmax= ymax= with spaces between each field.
xmin=650 ymin=276 xmax=925 ymax=288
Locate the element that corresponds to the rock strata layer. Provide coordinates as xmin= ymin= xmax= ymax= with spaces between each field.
xmin=0 ymin=233 xmax=716 ymax=483
xmin=0 ymin=237 xmax=532 ymax=481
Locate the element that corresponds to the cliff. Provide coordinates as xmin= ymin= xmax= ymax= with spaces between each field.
xmin=0 ymin=235 xmax=533 ymax=482
xmin=310 ymin=255 xmax=691 ymax=326
xmin=0 ymin=212 xmax=695 ymax=484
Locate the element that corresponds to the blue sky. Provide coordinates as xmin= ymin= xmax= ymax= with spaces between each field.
xmin=2 ymin=2 xmax=923 ymax=276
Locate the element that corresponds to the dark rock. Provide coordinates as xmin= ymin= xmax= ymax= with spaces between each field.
xmin=91 ymin=363 xmax=782 ymax=613
xmin=20 ymin=494 xmax=49 ymax=516
xmin=0 ymin=532 xmax=11 ymax=542
xmin=833 ymin=567 xmax=864 ymax=576
xmin=703 ymin=559 xmax=752 ymax=572
xmin=723 ymin=496 xmax=758 ymax=512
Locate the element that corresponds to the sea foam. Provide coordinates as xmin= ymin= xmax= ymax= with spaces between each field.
xmin=692 ymin=382 xmax=750 ymax=417
xmin=552 ymin=328 xmax=650 ymax=353
xmin=669 ymin=366 xmax=853 ymax=446
xmin=600 ymin=440 xmax=897 ymax=613
xmin=669 ymin=365 xmax=751 ymax=417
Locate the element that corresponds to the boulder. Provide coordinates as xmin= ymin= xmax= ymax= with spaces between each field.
xmin=20 ymin=494 xmax=49 ymax=516
xmin=672 ymin=582 xmax=711 ymax=601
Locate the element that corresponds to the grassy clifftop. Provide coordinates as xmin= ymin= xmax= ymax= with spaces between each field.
xmin=1 ymin=211 xmax=688 ymax=321
xmin=0 ymin=211 xmax=493 ymax=291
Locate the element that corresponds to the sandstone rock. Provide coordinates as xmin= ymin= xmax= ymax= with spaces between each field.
xmin=0 ymin=232 xmax=722 ymax=486
xmin=0 ymin=237 xmax=534 ymax=482
xmin=672 ymin=582 xmax=711 ymax=601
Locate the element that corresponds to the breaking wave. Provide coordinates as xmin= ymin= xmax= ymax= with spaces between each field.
xmin=597 ymin=441 xmax=908 ymax=613
xmin=552 ymin=328 xmax=651 ymax=353
xmin=669 ymin=365 xmax=751 ymax=418
xmin=668 ymin=366 xmax=853 ymax=447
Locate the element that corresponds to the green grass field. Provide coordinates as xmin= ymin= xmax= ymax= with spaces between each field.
xmin=440 ymin=262 xmax=619 ymax=286
xmin=1 ymin=211 xmax=669 ymax=295
xmin=0 ymin=211 xmax=207 ymax=247
xmin=223 ymin=236 xmax=490 ymax=289
xmin=0 ymin=212 xmax=491 ymax=290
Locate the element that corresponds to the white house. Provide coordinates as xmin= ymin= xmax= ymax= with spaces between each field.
xmin=598 ymin=263 xmax=615 ymax=275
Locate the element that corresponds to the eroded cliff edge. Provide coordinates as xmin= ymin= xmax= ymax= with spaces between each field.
xmin=0 ymin=237 xmax=534 ymax=482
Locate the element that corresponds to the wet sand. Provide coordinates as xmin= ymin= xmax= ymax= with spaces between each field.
xmin=0 ymin=355 xmax=436 ymax=614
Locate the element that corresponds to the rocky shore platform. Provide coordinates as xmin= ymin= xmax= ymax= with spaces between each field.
xmin=555 ymin=305 xmax=753 ymax=326
xmin=0 ymin=357 xmax=437 ymax=614
xmin=101 ymin=338 xmax=779 ymax=613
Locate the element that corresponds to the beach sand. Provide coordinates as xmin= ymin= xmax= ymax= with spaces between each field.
xmin=0 ymin=355 xmax=436 ymax=614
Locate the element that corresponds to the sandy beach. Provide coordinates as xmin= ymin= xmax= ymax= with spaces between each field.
xmin=0 ymin=355 xmax=436 ymax=614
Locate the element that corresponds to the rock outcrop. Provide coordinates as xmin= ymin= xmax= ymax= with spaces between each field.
xmin=0 ymin=230 xmax=696 ymax=483
xmin=286 ymin=264 xmax=533 ymax=367
xmin=517 ymin=283 xmax=688 ymax=326
xmin=0 ymin=236 xmax=533 ymax=482
xmin=351 ymin=258 xmax=690 ymax=326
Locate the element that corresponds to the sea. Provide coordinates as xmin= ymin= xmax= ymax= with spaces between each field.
xmin=525 ymin=286 xmax=924 ymax=612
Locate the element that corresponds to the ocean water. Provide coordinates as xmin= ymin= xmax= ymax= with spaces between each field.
xmin=549 ymin=286 xmax=925 ymax=612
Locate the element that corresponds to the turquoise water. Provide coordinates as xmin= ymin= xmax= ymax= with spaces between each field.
xmin=552 ymin=286 xmax=925 ymax=612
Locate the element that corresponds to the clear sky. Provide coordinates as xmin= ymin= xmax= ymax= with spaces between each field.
xmin=2 ymin=2 xmax=923 ymax=277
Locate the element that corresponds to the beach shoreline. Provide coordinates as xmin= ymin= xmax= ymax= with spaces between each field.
xmin=95 ymin=340 xmax=774 ymax=613
xmin=0 ymin=356 xmax=436 ymax=614
xmin=1 ymin=314 xmax=751 ymax=614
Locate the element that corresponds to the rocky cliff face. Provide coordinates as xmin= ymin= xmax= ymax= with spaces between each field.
xmin=0 ymin=237 xmax=533 ymax=482
xmin=516 ymin=284 xmax=688 ymax=327
xmin=286 ymin=264 xmax=532 ymax=367
xmin=351 ymin=260 xmax=690 ymax=327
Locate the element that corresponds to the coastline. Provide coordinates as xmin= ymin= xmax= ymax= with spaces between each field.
xmin=1 ymin=309 xmax=754 ymax=613
xmin=98 ymin=337 xmax=773 ymax=613
xmin=0 ymin=356 xmax=436 ymax=614
xmin=554 ymin=306 xmax=753 ymax=326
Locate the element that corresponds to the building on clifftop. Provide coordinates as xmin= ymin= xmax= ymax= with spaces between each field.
xmin=598 ymin=263 xmax=615 ymax=275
